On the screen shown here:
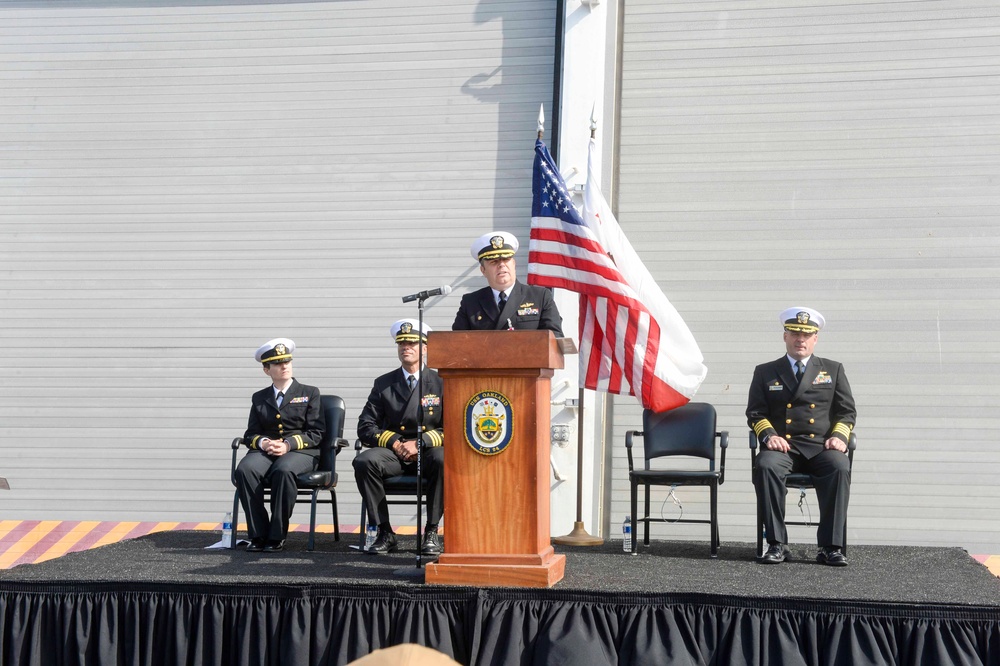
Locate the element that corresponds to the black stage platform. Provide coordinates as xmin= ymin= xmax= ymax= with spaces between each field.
xmin=0 ymin=531 xmax=998 ymax=665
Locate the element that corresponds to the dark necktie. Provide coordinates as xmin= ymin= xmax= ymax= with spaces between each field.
xmin=497 ymin=291 xmax=507 ymax=313
xmin=276 ymin=391 xmax=284 ymax=407
xmin=407 ymin=375 xmax=415 ymax=392
xmin=794 ymin=361 xmax=805 ymax=385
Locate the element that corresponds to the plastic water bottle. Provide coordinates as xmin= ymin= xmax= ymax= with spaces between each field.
xmin=622 ymin=516 xmax=632 ymax=553
xmin=365 ymin=524 xmax=378 ymax=550
xmin=222 ymin=512 xmax=233 ymax=548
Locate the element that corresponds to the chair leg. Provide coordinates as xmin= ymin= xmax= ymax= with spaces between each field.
xmin=756 ymin=491 xmax=764 ymax=559
xmin=308 ymin=490 xmax=319 ymax=551
xmin=231 ymin=489 xmax=241 ymax=550
xmin=710 ymin=483 xmax=719 ymax=558
xmin=358 ymin=504 xmax=369 ymax=549
xmin=842 ymin=518 xmax=848 ymax=556
xmin=629 ymin=481 xmax=638 ymax=554
xmin=329 ymin=490 xmax=340 ymax=542
xmin=643 ymin=484 xmax=651 ymax=546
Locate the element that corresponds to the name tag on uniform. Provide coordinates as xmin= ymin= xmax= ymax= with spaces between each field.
xmin=290 ymin=396 xmax=309 ymax=404
xmin=769 ymin=382 xmax=783 ymax=391
xmin=813 ymin=372 xmax=832 ymax=385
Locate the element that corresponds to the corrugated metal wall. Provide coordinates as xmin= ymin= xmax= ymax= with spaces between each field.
xmin=0 ymin=1 xmax=557 ymax=523
xmin=4 ymin=0 xmax=999 ymax=553
xmin=612 ymin=0 xmax=1000 ymax=552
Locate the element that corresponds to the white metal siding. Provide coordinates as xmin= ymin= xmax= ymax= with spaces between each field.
xmin=614 ymin=0 xmax=1000 ymax=552
xmin=0 ymin=1 xmax=557 ymax=524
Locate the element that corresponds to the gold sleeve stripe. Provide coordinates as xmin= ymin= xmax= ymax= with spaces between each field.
xmin=426 ymin=431 xmax=443 ymax=447
xmin=752 ymin=420 xmax=774 ymax=436
xmin=249 ymin=436 xmax=261 ymax=450
xmin=832 ymin=423 xmax=853 ymax=438
xmin=290 ymin=435 xmax=304 ymax=450
xmin=377 ymin=431 xmax=396 ymax=448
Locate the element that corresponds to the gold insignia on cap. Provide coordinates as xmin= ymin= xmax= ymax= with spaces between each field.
xmin=275 ymin=343 xmax=287 ymax=355
xmin=400 ymin=322 xmax=413 ymax=335
xmin=796 ymin=312 xmax=810 ymax=325
xmin=490 ymin=235 xmax=504 ymax=249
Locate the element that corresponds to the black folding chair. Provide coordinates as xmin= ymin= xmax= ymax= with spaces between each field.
xmin=353 ymin=439 xmax=428 ymax=548
xmin=230 ymin=394 xmax=348 ymax=550
xmin=625 ymin=402 xmax=728 ymax=557
xmin=749 ymin=430 xmax=857 ymax=557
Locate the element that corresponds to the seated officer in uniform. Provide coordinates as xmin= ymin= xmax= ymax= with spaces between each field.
xmin=235 ymin=338 xmax=325 ymax=552
xmin=452 ymin=231 xmax=563 ymax=336
xmin=747 ymin=307 xmax=857 ymax=566
xmin=354 ymin=320 xmax=445 ymax=556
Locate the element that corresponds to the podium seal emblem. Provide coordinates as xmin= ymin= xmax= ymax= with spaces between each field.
xmin=464 ymin=390 xmax=513 ymax=455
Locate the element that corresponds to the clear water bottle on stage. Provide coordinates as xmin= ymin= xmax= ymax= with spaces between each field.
xmin=222 ymin=512 xmax=233 ymax=548
xmin=365 ymin=524 xmax=377 ymax=550
xmin=622 ymin=516 xmax=632 ymax=552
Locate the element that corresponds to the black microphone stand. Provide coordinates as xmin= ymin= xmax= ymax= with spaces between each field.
xmin=412 ymin=295 xmax=428 ymax=569
xmin=393 ymin=295 xmax=434 ymax=578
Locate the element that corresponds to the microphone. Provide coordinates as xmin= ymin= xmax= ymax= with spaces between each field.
xmin=401 ymin=285 xmax=453 ymax=303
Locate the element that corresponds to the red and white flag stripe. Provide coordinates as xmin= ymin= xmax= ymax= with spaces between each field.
xmin=528 ymin=138 xmax=706 ymax=412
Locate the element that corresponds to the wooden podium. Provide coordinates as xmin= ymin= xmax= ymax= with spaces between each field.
xmin=424 ymin=330 xmax=566 ymax=588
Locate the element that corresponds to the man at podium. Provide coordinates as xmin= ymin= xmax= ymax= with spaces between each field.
xmin=452 ymin=231 xmax=563 ymax=336
xmin=354 ymin=319 xmax=445 ymax=556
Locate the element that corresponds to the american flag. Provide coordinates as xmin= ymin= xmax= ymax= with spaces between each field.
xmin=527 ymin=138 xmax=706 ymax=412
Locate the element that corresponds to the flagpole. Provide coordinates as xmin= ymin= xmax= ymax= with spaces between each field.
xmin=551 ymin=105 xmax=603 ymax=547
xmin=552 ymin=384 xmax=603 ymax=546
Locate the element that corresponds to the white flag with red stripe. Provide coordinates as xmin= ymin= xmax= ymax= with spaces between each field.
xmin=527 ymin=138 xmax=706 ymax=411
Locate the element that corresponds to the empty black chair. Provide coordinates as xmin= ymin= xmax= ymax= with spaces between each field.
xmin=749 ymin=430 xmax=857 ymax=557
xmin=230 ymin=394 xmax=348 ymax=550
xmin=625 ymin=402 xmax=728 ymax=557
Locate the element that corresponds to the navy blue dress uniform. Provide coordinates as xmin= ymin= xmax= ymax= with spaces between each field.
xmin=747 ymin=308 xmax=856 ymax=565
xmin=452 ymin=231 xmax=563 ymax=336
xmin=354 ymin=320 xmax=445 ymax=555
xmin=235 ymin=338 xmax=325 ymax=551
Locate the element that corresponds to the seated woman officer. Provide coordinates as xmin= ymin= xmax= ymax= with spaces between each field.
xmin=234 ymin=338 xmax=325 ymax=552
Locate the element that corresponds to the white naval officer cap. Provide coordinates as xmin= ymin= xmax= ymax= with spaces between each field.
xmin=470 ymin=231 xmax=518 ymax=262
xmin=255 ymin=337 xmax=295 ymax=364
xmin=779 ymin=307 xmax=825 ymax=333
xmin=391 ymin=319 xmax=431 ymax=343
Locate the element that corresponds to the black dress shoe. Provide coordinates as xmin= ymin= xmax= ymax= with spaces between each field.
xmin=245 ymin=538 xmax=266 ymax=553
xmin=760 ymin=543 xmax=790 ymax=564
xmin=420 ymin=527 xmax=443 ymax=557
xmin=262 ymin=539 xmax=285 ymax=552
xmin=365 ymin=528 xmax=397 ymax=555
xmin=817 ymin=546 xmax=848 ymax=567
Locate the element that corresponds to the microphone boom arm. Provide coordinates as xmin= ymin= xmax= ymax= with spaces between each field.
xmin=402 ymin=285 xmax=452 ymax=303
